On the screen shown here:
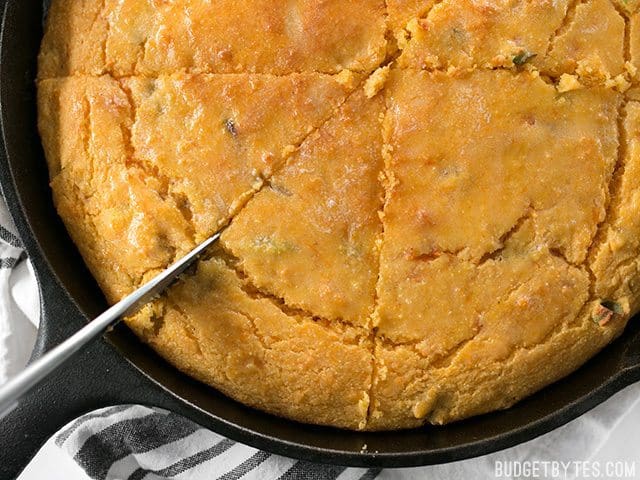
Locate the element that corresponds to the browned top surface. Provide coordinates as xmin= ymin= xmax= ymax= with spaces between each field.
xmin=38 ymin=0 xmax=640 ymax=430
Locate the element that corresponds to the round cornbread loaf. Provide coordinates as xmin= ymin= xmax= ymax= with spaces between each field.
xmin=38 ymin=0 xmax=640 ymax=430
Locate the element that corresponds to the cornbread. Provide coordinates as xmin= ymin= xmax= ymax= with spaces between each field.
xmin=39 ymin=0 xmax=639 ymax=430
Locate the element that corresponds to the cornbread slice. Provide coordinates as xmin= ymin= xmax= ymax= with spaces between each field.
xmin=126 ymin=255 xmax=374 ymax=430
xmin=38 ymin=0 xmax=387 ymax=78
xmin=395 ymin=0 xmax=631 ymax=81
xmin=221 ymin=91 xmax=384 ymax=327
xmin=121 ymin=72 xmax=360 ymax=238
xmin=380 ymin=70 xmax=619 ymax=273
xmin=38 ymin=73 xmax=359 ymax=299
xmin=370 ymin=70 xmax=625 ymax=428
xmin=397 ymin=0 xmax=570 ymax=70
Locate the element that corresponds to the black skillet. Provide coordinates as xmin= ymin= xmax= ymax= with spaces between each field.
xmin=1 ymin=0 xmax=640 ymax=477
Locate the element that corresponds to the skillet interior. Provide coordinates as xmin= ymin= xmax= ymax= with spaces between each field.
xmin=0 ymin=0 xmax=639 ymax=477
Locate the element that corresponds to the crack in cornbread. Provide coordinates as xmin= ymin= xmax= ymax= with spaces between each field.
xmin=547 ymin=0 xmax=582 ymax=51
xmin=585 ymin=99 xmax=630 ymax=294
xmin=214 ymin=243 xmax=373 ymax=339
xmin=39 ymin=0 xmax=640 ymax=430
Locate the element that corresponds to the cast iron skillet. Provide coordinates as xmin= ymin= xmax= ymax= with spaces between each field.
xmin=1 ymin=0 xmax=640 ymax=477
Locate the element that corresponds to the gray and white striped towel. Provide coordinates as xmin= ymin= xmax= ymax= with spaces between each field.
xmin=1 ymin=198 xmax=640 ymax=480
xmin=51 ymin=405 xmax=380 ymax=480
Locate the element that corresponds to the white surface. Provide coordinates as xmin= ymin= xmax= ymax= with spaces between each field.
xmin=19 ymin=436 xmax=91 ymax=480
xmin=0 ymin=207 xmax=38 ymax=385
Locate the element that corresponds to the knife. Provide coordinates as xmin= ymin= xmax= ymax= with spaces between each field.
xmin=0 ymin=231 xmax=222 ymax=418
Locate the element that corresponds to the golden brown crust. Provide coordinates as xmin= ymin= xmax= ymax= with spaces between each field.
xmin=396 ymin=0 xmax=628 ymax=86
xmin=38 ymin=0 xmax=388 ymax=78
xmin=121 ymin=72 xmax=360 ymax=238
xmin=380 ymin=70 xmax=620 ymax=272
xmin=39 ymin=76 xmax=195 ymax=301
xmin=38 ymin=0 xmax=109 ymax=80
xmin=39 ymin=0 xmax=640 ymax=431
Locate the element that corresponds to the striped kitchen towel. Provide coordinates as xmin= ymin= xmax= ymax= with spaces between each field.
xmin=21 ymin=392 xmax=640 ymax=480
xmin=52 ymin=405 xmax=380 ymax=480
